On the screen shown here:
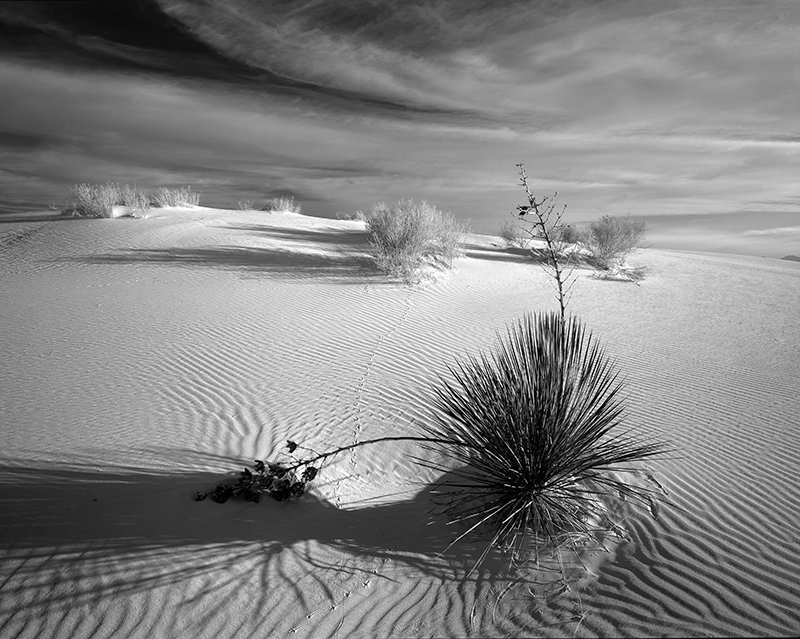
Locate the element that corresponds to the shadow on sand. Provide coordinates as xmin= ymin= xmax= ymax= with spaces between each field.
xmin=215 ymin=224 xmax=370 ymax=249
xmin=0 ymin=454 xmax=563 ymax=611
xmin=78 ymin=246 xmax=379 ymax=280
xmin=68 ymin=224 xmax=389 ymax=283
xmin=0 ymin=449 xmax=609 ymax=638
xmin=463 ymin=243 xmax=547 ymax=264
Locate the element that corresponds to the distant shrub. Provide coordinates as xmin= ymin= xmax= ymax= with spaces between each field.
xmin=581 ymin=215 xmax=647 ymax=270
xmin=336 ymin=211 xmax=364 ymax=221
xmin=556 ymin=224 xmax=583 ymax=245
xmin=70 ymin=182 xmax=150 ymax=218
xmin=153 ymin=186 xmax=200 ymax=207
xmin=499 ymin=218 xmax=529 ymax=249
xmin=70 ymin=183 xmax=117 ymax=218
xmin=261 ymin=196 xmax=301 ymax=213
xmin=361 ymin=199 xmax=466 ymax=282
xmin=237 ymin=200 xmax=254 ymax=211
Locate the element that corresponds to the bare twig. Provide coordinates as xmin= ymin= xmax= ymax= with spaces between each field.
xmin=281 ymin=434 xmax=478 ymax=473
xmin=514 ymin=164 xmax=576 ymax=321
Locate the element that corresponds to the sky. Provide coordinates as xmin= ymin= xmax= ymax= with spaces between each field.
xmin=1 ymin=0 xmax=798 ymax=257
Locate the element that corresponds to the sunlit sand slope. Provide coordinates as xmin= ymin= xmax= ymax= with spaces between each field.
xmin=1 ymin=208 xmax=798 ymax=637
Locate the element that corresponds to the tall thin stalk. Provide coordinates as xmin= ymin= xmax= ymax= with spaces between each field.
xmin=514 ymin=163 xmax=575 ymax=321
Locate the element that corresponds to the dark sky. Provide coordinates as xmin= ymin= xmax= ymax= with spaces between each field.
xmin=1 ymin=0 xmax=799 ymax=256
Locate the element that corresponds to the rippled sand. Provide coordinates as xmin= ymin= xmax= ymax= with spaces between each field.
xmin=1 ymin=207 xmax=798 ymax=637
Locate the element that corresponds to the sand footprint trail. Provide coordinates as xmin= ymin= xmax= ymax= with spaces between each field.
xmin=1 ymin=208 xmax=799 ymax=637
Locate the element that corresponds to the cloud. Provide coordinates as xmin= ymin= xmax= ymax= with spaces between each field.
xmin=641 ymin=211 xmax=800 ymax=258
xmin=0 ymin=0 xmax=797 ymax=258
xmin=744 ymin=226 xmax=800 ymax=237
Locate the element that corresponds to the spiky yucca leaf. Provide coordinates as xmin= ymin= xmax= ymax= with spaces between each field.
xmin=421 ymin=310 xmax=663 ymax=570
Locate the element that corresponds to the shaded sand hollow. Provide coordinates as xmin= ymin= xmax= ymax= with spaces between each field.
xmin=1 ymin=206 xmax=799 ymax=638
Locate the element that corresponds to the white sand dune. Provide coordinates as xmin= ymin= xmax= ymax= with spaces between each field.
xmin=1 ymin=207 xmax=798 ymax=638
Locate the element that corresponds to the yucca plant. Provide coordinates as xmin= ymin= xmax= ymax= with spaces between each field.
xmin=420 ymin=310 xmax=664 ymax=572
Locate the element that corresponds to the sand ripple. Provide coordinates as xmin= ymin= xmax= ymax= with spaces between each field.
xmin=1 ymin=211 xmax=799 ymax=637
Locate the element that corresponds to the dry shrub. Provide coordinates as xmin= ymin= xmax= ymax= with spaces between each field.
xmin=153 ymin=186 xmax=200 ymax=207
xmin=336 ymin=211 xmax=364 ymax=221
xmin=581 ymin=215 xmax=647 ymax=270
xmin=555 ymin=224 xmax=583 ymax=245
xmin=361 ymin=199 xmax=466 ymax=282
xmin=70 ymin=182 xmax=150 ymax=218
xmin=261 ymin=196 xmax=301 ymax=213
xmin=499 ymin=218 xmax=530 ymax=249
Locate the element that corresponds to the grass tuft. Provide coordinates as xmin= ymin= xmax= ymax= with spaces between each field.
xmin=361 ymin=199 xmax=466 ymax=283
xmin=261 ymin=196 xmax=301 ymax=213
xmin=420 ymin=310 xmax=665 ymax=571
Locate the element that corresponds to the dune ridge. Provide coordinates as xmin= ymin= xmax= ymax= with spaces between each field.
xmin=1 ymin=207 xmax=799 ymax=637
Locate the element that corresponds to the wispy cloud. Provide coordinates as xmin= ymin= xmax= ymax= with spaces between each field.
xmin=0 ymin=0 xmax=798 ymax=256
xmin=744 ymin=226 xmax=800 ymax=237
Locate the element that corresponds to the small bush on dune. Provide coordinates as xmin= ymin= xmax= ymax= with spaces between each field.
xmin=499 ymin=218 xmax=529 ymax=249
xmin=261 ymin=196 xmax=301 ymax=213
xmin=361 ymin=199 xmax=466 ymax=282
xmin=581 ymin=215 xmax=647 ymax=271
xmin=118 ymin=184 xmax=151 ymax=211
xmin=236 ymin=200 xmax=254 ymax=211
xmin=153 ymin=186 xmax=200 ymax=207
xmin=336 ymin=211 xmax=364 ymax=221
xmin=69 ymin=182 xmax=150 ymax=218
xmin=556 ymin=223 xmax=583 ymax=245
xmin=70 ymin=183 xmax=118 ymax=218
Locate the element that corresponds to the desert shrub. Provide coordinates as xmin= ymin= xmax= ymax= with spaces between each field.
xmin=153 ymin=186 xmax=200 ymax=207
xmin=70 ymin=182 xmax=150 ymax=218
xmin=361 ymin=199 xmax=466 ymax=282
xmin=555 ymin=224 xmax=583 ymax=245
xmin=336 ymin=211 xmax=364 ymax=221
xmin=70 ymin=183 xmax=118 ymax=218
xmin=421 ymin=311 xmax=664 ymax=569
xmin=237 ymin=200 xmax=254 ymax=211
xmin=261 ymin=196 xmax=301 ymax=213
xmin=117 ymin=184 xmax=150 ymax=214
xmin=499 ymin=218 xmax=529 ymax=249
xmin=581 ymin=215 xmax=647 ymax=270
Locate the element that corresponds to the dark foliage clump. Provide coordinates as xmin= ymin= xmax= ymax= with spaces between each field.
xmin=195 ymin=443 xmax=319 ymax=503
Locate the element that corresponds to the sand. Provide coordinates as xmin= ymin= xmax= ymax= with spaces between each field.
xmin=1 ymin=206 xmax=799 ymax=638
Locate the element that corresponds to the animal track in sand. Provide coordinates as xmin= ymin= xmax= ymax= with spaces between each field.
xmin=348 ymin=287 xmax=414 ymax=469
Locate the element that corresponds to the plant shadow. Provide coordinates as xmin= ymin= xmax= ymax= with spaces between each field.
xmin=463 ymin=243 xmax=538 ymax=264
xmin=0 ymin=213 xmax=74 ymax=224
xmin=464 ymin=243 xmax=592 ymax=268
xmin=68 ymin=224 xmax=385 ymax=283
xmin=216 ymin=224 xmax=370 ymax=249
xmin=0 ymin=455 xmax=541 ymax=609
